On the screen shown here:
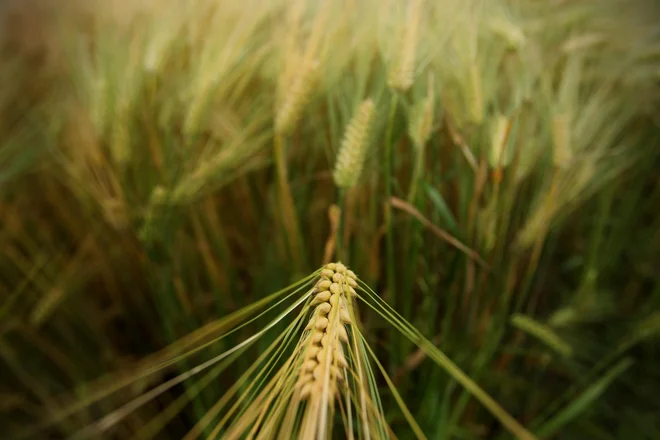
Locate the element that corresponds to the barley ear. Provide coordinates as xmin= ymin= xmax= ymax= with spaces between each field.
xmin=409 ymin=75 xmax=435 ymax=150
xmin=297 ymin=262 xmax=358 ymax=439
xmin=388 ymin=0 xmax=423 ymax=92
xmin=488 ymin=114 xmax=511 ymax=169
xmin=275 ymin=59 xmax=320 ymax=136
xmin=332 ymin=99 xmax=376 ymax=190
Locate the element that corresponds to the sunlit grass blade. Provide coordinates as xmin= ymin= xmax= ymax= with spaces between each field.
xmin=71 ymin=286 xmax=315 ymax=439
xmin=510 ymin=314 xmax=573 ymax=358
xmin=535 ymin=357 xmax=634 ymax=438
xmin=13 ymin=271 xmax=319 ymax=439
xmin=356 ymin=280 xmax=537 ymax=440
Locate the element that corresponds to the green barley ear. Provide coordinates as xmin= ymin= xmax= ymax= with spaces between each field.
xmin=332 ymin=99 xmax=376 ymax=190
xmin=407 ymin=77 xmax=435 ymax=202
xmin=275 ymin=59 xmax=320 ymax=136
xmin=388 ymin=0 xmax=423 ymax=92
xmin=488 ymin=14 xmax=526 ymax=51
xmin=488 ymin=113 xmax=511 ymax=169
xmin=409 ymin=76 xmax=435 ymax=150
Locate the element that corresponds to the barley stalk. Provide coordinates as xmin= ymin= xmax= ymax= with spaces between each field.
xmin=469 ymin=63 xmax=484 ymax=124
xmin=110 ymin=99 xmax=131 ymax=165
xmin=551 ymin=113 xmax=572 ymax=169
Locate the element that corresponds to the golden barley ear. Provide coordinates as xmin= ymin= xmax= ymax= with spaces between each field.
xmin=215 ymin=262 xmax=397 ymax=440
xmin=551 ymin=113 xmax=572 ymax=169
xmin=296 ymin=262 xmax=357 ymax=438
xmin=332 ymin=99 xmax=376 ymax=190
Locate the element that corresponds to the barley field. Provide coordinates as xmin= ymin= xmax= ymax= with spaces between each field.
xmin=1 ymin=0 xmax=659 ymax=439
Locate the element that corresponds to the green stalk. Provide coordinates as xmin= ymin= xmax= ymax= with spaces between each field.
xmin=401 ymin=140 xmax=426 ymax=356
xmin=384 ymin=92 xmax=398 ymax=368
xmin=336 ymin=188 xmax=347 ymax=262
xmin=273 ymin=133 xmax=305 ymax=275
xmin=407 ymin=140 xmax=426 ymax=204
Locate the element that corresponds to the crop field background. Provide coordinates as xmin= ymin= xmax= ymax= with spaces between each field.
xmin=1 ymin=0 xmax=659 ymax=439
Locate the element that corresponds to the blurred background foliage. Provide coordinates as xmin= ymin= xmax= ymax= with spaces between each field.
xmin=1 ymin=0 xmax=659 ymax=438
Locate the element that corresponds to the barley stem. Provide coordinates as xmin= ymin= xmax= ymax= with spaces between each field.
xmin=274 ymin=133 xmax=305 ymax=274
xmin=384 ymin=92 xmax=398 ymax=367
xmin=336 ymin=188 xmax=347 ymax=262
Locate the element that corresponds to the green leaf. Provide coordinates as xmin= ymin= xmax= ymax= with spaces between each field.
xmin=511 ymin=314 xmax=573 ymax=358
xmin=425 ymin=183 xmax=458 ymax=234
xmin=537 ymin=357 xmax=634 ymax=438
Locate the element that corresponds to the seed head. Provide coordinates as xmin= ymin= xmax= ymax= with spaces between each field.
xmin=409 ymin=77 xmax=436 ymax=149
xmin=388 ymin=0 xmax=423 ymax=91
xmin=297 ymin=263 xmax=356 ymax=404
xmin=488 ymin=114 xmax=511 ymax=169
xmin=275 ymin=59 xmax=320 ymax=135
xmin=332 ymin=99 xmax=376 ymax=189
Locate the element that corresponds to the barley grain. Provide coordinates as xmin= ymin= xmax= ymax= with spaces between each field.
xmin=296 ymin=262 xmax=357 ymax=406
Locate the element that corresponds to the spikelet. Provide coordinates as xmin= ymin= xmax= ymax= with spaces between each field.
xmin=561 ymin=34 xmax=604 ymax=54
xmin=332 ymin=99 xmax=376 ymax=189
xmin=143 ymin=4 xmax=190 ymax=74
xmin=409 ymin=76 xmax=435 ymax=149
xmin=183 ymin=78 xmax=214 ymax=137
xmin=275 ymin=59 xmax=320 ymax=136
xmin=489 ymin=15 xmax=526 ymax=51
xmin=488 ymin=113 xmax=511 ymax=169
xmin=388 ymin=0 xmax=423 ymax=91
xmin=551 ymin=113 xmax=572 ymax=169
xmin=277 ymin=1 xmax=305 ymax=104
xmin=296 ymin=262 xmax=356 ymax=404
xmin=516 ymin=203 xmax=554 ymax=249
